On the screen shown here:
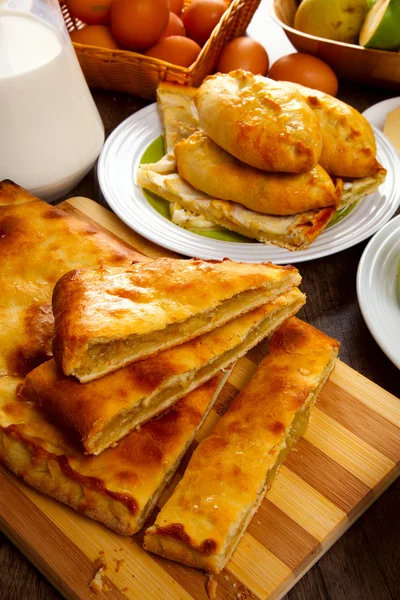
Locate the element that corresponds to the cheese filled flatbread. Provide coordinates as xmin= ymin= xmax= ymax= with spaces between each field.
xmin=175 ymin=131 xmax=339 ymax=215
xmin=52 ymin=258 xmax=301 ymax=382
xmin=195 ymin=70 xmax=322 ymax=173
xmin=0 ymin=181 xmax=144 ymax=378
xmin=0 ymin=373 xmax=229 ymax=535
xmin=144 ymin=318 xmax=340 ymax=573
xmin=20 ymin=289 xmax=305 ymax=455
xmin=137 ymin=168 xmax=335 ymax=251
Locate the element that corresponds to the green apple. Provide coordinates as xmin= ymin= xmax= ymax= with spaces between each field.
xmin=294 ymin=0 xmax=370 ymax=44
xmin=359 ymin=0 xmax=400 ymax=49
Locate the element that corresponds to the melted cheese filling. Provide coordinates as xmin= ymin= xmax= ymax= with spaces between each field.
xmin=76 ymin=284 xmax=295 ymax=382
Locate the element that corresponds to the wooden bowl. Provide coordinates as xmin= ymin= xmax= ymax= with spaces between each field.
xmin=271 ymin=0 xmax=400 ymax=90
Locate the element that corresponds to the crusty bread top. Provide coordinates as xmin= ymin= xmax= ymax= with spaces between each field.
xmin=195 ymin=70 xmax=322 ymax=173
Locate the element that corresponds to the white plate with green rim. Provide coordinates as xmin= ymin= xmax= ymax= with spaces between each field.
xmin=357 ymin=214 xmax=400 ymax=369
xmin=97 ymin=103 xmax=400 ymax=264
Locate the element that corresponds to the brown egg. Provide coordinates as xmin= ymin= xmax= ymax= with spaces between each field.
xmin=169 ymin=0 xmax=184 ymax=15
xmin=160 ymin=12 xmax=186 ymax=40
xmin=217 ymin=37 xmax=269 ymax=75
xmin=268 ymin=53 xmax=339 ymax=97
xmin=182 ymin=0 xmax=227 ymax=46
xmin=145 ymin=35 xmax=201 ymax=67
xmin=65 ymin=0 xmax=112 ymax=25
xmin=110 ymin=0 xmax=169 ymax=50
xmin=70 ymin=25 xmax=121 ymax=50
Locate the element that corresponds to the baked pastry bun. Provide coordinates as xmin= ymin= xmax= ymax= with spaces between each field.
xmin=281 ymin=82 xmax=382 ymax=178
xmin=144 ymin=318 xmax=340 ymax=573
xmin=52 ymin=258 xmax=301 ymax=382
xmin=175 ymin=131 xmax=339 ymax=215
xmin=195 ymin=70 xmax=322 ymax=173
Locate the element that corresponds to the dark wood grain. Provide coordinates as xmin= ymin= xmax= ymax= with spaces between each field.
xmin=2 ymin=56 xmax=400 ymax=600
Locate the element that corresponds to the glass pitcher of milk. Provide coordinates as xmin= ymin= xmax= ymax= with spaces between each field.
xmin=0 ymin=0 xmax=105 ymax=201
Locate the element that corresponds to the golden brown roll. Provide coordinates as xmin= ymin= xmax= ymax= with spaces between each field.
xmin=195 ymin=70 xmax=322 ymax=173
xmin=175 ymin=130 xmax=339 ymax=215
xmin=281 ymin=82 xmax=382 ymax=178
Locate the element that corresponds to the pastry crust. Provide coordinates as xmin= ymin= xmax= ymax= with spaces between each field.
xmin=22 ymin=289 xmax=305 ymax=454
xmin=52 ymin=258 xmax=301 ymax=382
xmin=282 ymin=82 xmax=382 ymax=178
xmin=157 ymin=82 xmax=199 ymax=153
xmin=0 ymin=373 xmax=228 ymax=535
xmin=175 ymin=131 xmax=339 ymax=215
xmin=195 ymin=70 xmax=322 ymax=173
xmin=137 ymin=169 xmax=335 ymax=251
xmin=0 ymin=182 xmax=144 ymax=378
xmin=144 ymin=318 xmax=340 ymax=573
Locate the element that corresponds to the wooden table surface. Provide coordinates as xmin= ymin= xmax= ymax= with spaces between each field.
xmin=1 ymin=4 xmax=400 ymax=599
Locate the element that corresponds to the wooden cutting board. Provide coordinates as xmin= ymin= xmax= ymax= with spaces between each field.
xmin=1 ymin=197 xmax=399 ymax=600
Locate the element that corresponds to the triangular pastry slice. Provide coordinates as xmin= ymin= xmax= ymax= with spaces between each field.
xmin=0 ymin=181 xmax=144 ymax=379
xmin=0 ymin=373 xmax=229 ymax=535
xmin=144 ymin=318 xmax=340 ymax=573
xmin=21 ymin=288 xmax=305 ymax=455
xmin=157 ymin=82 xmax=200 ymax=153
xmin=52 ymin=258 xmax=301 ymax=382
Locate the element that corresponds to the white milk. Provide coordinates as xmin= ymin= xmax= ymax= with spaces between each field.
xmin=0 ymin=10 xmax=105 ymax=200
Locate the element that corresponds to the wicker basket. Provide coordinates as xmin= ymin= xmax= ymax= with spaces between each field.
xmin=61 ymin=0 xmax=261 ymax=99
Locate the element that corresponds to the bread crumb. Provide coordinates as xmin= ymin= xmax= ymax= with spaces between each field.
xmin=224 ymin=575 xmax=229 ymax=581
xmin=114 ymin=559 xmax=125 ymax=573
xmin=89 ymin=567 xmax=106 ymax=594
xmin=205 ymin=575 xmax=217 ymax=599
xmin=90 ymin=557 xmax=108 ymax=594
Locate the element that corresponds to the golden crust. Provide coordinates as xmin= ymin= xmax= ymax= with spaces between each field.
xmin=21 ymin=289 xmax=305 ymax=454
xmin=175 ymin=131 xmax=338 ymax=215
xmin=144 ymin=318 xmax=340 ymax=573
xmin=52 ymin=258 xmax=301 ymax=382
xmin=195 ymin=70 xmax=322 ymax=173
xmin=282 ymin=82 xmax=381 ymax=178
xmin=0 ymin=182 xmax=144 ymax=378
xmin=0 ymin=179 xmax=38 ymax=206
xmin=137 ymin=168 xmax=335 ymax=251
xmin=0 ymin=374 xmax=228 ymax=535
